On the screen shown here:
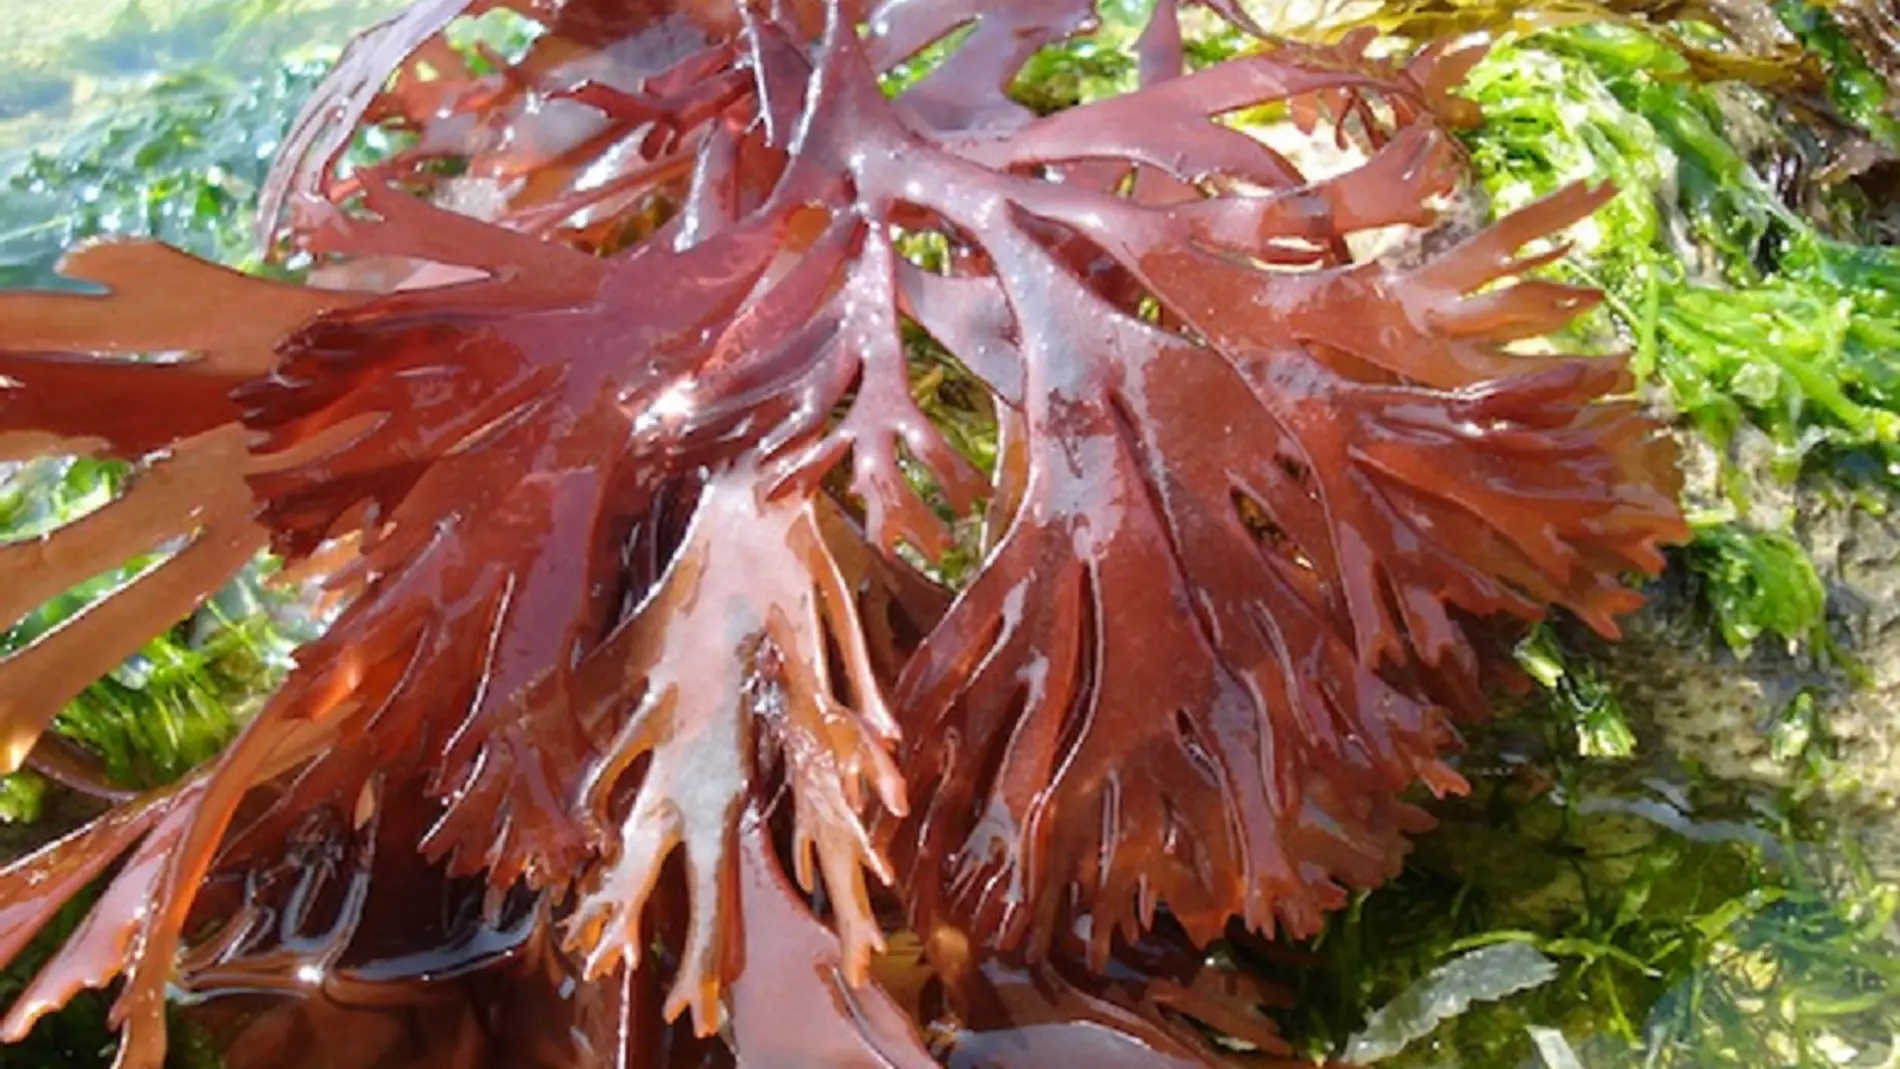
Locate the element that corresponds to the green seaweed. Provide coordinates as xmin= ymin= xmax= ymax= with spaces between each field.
xmin=1255 ymin=721 xmax=1900 ymax=1069
xmin=1462 ymin=24 xmax=1900 ymax=499
xmin=0 ymin=773 xmax=45 ymax=826
xmin=1236 ymin=17 xmax=1900 ymax=1065
xmin=0 ymin=461 xmax=310 ymax=796
xmin=0 ymin=56 xmax=331 ymax=289
xmin=1778 ymin=1 xmax=1900 ymax=149
xmin=1517 ymin=624 xmax=1641 ymax=760
xmin=1681 ymin=521 xmax=1833 ymax=662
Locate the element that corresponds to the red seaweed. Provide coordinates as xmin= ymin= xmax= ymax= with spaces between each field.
xmin=0 ymin=1 xmax=1688 ymax=1066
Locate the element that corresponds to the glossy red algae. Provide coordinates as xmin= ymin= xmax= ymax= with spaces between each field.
xmin=0 ymin=2 xmax=1687 ymax=1066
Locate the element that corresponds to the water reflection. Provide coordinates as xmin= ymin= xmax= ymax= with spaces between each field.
xmin=0 ymin=0 xmax=399 ymax=288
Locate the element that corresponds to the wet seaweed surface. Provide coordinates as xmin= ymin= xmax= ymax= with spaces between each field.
xmin=0 ymin=2 xmax=1694 ymax=1066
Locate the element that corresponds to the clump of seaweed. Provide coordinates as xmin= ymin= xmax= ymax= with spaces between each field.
xmin=1271 ymin=20 xmax=1900 ymax=1064
xmin=1256 ymin=716 xmax=1900 ymax=1069
xmin=0 ymin=58 xmax=336 ymax=289
xmin=0 ymin=2 xmax=1688 ymax=1066
xmin=1460 ymin=21 xmax=1900 ymax=500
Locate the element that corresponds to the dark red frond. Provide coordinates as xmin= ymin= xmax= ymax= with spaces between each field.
xmin=0 ymin=2 xmax=1688 ymax=1066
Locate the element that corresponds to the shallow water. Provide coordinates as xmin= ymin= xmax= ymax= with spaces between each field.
xmin=0 ymin=0 xmax=390 ymax=133
xmin=0 ymin=0 xmax=393 ymax=287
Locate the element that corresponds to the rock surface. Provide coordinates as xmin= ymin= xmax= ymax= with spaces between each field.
xmin=1571 ymin=428 xmax=1900 ymax=869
